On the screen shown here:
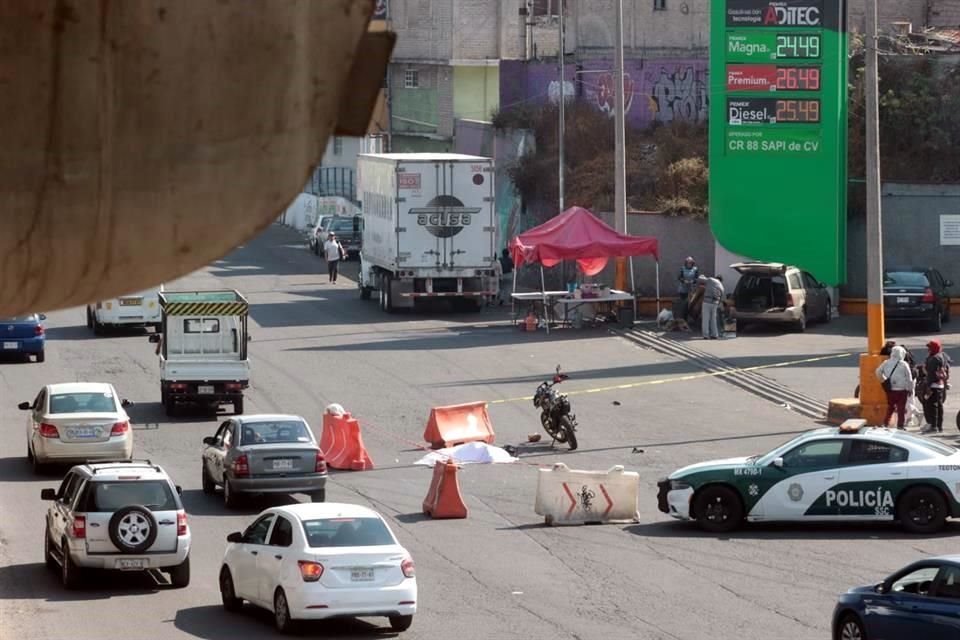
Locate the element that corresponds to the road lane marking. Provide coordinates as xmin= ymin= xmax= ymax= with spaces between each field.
xmin=487 ymin=352 xmax=853 ymax=405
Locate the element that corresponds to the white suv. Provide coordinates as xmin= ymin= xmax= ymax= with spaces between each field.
xmin=41 ymin=460 xmax=191 ymax=589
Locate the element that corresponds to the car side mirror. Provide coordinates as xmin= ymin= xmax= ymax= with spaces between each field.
xmin=875 ymin=582 xmax=886 ymax=594
xmin=246 ymin=335 xmax=252 ymax=342
xmin=945 ymin=280 xmax=953 ymax=288
xmin=38 ymin=313 xmax=47 ymax=320
xmin=176 ymin=485 xmax=183 ymax=495
xmin=148 ymin=334 xmax=161 ymax=344
xmin=227 ymin=532 xmax=243 ymax=543
xmin=772 ymin=457 xmax=784 ymax=469
xmin=41 ymin=488 xmax=56 ymax=501
xmin=121 ymin=399 xmax=133 ymax=408
xmin=203 ymin=436 xmax=216 ymax=446
xmin=17 ymin=402 xmax=30 ymax=411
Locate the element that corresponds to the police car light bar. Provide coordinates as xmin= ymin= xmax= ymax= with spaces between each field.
xmin=838 ymin=419 xmax=868 ymax=433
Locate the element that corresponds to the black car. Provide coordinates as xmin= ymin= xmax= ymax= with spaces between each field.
xmin=832 ymin=556 xmax=960 ymax=640
xmin=883 ymin=267 xmax=952 ymax=331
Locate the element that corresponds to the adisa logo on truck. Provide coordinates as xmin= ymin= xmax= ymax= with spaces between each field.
xmin=409 ymin=195 xmax=481 ymax=238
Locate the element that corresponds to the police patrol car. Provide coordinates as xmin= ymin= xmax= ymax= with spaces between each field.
xmin=657 ymin=421 xmax=960 ymax=534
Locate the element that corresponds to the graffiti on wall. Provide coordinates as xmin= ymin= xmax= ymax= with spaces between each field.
xmin=594 ymin=73 xmax=636 ymax=117
xmin=500 ymin=58 xmax=709 ymax=130
xmin=647 ymin=65 xmax=708 ymax=123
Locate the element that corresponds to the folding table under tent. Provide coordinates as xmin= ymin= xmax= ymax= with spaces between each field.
xmin=507 ymin=206 xmax=661 ymax=331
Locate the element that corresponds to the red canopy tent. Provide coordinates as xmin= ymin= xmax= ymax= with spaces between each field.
xmin=507 ymin=206 xmax=662 ymax=324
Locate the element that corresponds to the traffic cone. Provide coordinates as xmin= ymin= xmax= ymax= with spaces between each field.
xmin=422 ymin=461 xmax=468 ymax=519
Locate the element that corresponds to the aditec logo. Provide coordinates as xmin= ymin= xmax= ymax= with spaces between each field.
xmin=409 ymin=195 xmax=481 ymax=238
xmin=762 ymin=2 xmax=821 ymax=26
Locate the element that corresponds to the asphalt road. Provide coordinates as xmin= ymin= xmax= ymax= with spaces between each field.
xmin=3 ymin=223 xmax=960 ymax=640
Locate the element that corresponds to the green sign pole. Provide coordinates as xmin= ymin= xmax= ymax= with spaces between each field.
xmin=709 ymin=0 xmax=848 ymax=285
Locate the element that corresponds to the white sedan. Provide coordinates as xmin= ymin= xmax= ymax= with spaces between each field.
xmin=20 ymin=382 xmax=134 ymax=472
xmin=219 ymin=502 xmax=417 ymax=634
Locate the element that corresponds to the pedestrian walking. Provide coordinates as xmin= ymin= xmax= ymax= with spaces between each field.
xmin=875 ymin=345 xmax=914 ymax=429
xmin=498 ymin=248 xmax=514 ymax=306
xmin=490 ymin=254 xmax=503 ymax=306
xmin=676 ymin=256 xmax=700 ymax=321
xmin=699 ymin=274 xmax=724 ymax=339
xmin=923 ymin=339 xmax=951 ymax=433
xmin=323 ymin=231 xmax=345 ymax=284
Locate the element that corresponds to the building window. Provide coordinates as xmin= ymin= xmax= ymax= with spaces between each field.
xmin=532 ymin=0 xmax=566 ymax=16
xmin=404 ymin=69 xmax=419 ymax=89
xmin=333 ymin=137 xmax=343 ymax=155
xmin=653 ymin=0 xmax=666 ymax=9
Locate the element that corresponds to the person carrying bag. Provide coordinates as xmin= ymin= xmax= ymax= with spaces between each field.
xmin=875 ymin=345 xmax=913 ymax=429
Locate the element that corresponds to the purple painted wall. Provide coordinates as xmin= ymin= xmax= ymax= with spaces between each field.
xmin=499 ymin=58 xmax=709 ymax=130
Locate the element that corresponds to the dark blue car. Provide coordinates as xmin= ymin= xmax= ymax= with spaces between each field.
xmin=0 ymin=314 xmax=46 ymax=363
xmin=833 ymin=556 xmax=960 ymax=639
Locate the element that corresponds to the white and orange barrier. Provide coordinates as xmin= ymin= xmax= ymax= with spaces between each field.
xmin=423 ymin=401 xmax=495 ymax=449
xmin=320 ymin=404 xmax=374 ymax=471
xmin=534 ymin=463 xmax=640 ymax=526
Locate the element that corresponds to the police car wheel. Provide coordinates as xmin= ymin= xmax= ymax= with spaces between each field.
xmin=898 ymin=486 xmax=947 ymax=534
xmin=692 ymin=485 xmax=743 ymax=533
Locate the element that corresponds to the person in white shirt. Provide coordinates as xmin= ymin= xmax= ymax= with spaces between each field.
xmin=323 ymin=231 xmax=344 ymax=283
xmin=875 ymin=345 xmax=914 ymax=429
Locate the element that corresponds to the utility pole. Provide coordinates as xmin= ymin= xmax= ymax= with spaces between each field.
xmin=557 ymin=0 xmax=566 ymax=214
xmin=613 ymin=0 xmax=628 ymax=292
xmin=860 ymin=0 xmax=887 ymax=424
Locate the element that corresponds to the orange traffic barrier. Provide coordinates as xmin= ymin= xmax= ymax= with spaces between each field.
xmin=423 ymin=401 xmax=495 ymax=449
xmin=320 ymin=407 xmax=374 ymax=471
xmin=422 ymin=461 xmax=468 ymax=519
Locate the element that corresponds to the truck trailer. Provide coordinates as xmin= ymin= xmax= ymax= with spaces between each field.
xmin=356 ymin=153 xmax=497 ymax=312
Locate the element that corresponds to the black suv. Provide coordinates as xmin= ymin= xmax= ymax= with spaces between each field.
xmin=883 ymin=267 xmax=952 ymax=332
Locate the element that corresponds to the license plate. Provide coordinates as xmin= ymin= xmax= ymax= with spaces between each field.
xmin=896 ymin=297 xmax=911 ymax=304
xmin=272 ymin=459 xmax=294 ymax=470
xmin=68 ymin=427 xmax=98 ymax=438
xmin=119 ymin=297 xmax=143 ymax=306
xmin=350 ymin=568 xmax=375 ymax=582
xmin=116 ymin=558 xmax=146 ymax=570
xmin=3 ymin=341 xmax=17 ymax=349
xmin=198 ymin=385 xmax=215 ymax=394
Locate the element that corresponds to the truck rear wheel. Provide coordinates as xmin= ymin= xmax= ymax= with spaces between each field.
xmin=234 ymin=397 xmax=244 ymax=415
xmin=360 ymin=286 xmax=372 ymax=300
xmin=381 ymin=274 xmax=395 ymax=313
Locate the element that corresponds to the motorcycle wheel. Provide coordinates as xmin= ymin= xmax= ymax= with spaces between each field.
xmin=560 ymin=415 xmax=578 ymax=451
xmin=541 ymin=413 xmax=567 ymax=442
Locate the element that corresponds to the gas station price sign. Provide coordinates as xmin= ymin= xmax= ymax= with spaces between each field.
xmin=710 ymin=0 xmax=848 ymax=285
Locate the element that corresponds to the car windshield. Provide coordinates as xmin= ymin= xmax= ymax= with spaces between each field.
xmin=49 ymin=392 xmax=117 ymax=414
xmin=884 ymin=271 xmax=930 ymax=287
xmin=85 ymin=480 xmax=177 ymax=511
xmin=302 ymin=517 xmax=396 ymax=548
xmin=758 ymin=432 xmax=811 ymax=462
xmin=890 ymin=431 xmax=958 ymax=456
xmin=240 ymin=420 xmax=313 ymax=445
xmin=329 ymin=218 xmax=360 ymax=234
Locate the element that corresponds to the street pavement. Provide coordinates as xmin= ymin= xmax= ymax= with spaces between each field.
xmin=3 ymin=223 xmax=960 ymax=640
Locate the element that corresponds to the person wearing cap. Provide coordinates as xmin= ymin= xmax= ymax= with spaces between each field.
xmin=323 ymin=231 xmax=345 ymax=284
xmin=922 ymin=340 xmax=951 ymax=433
xmin=676 ymin=256 xmax=700 ymax=321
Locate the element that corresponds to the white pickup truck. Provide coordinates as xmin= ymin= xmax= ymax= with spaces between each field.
xmin=149 ymin=290 xmax=250 ymax=416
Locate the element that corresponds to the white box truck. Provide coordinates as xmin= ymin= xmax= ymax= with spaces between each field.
xmin=356 ymin=153 xmax=497 ymax=312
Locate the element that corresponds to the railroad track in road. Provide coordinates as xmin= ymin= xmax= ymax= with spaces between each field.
xmin=618 ymin=328 xmax=828 ymax=421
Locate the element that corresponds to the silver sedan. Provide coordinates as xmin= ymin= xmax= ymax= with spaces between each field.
xmin=201 ymin=414 xmax=328 ymax=508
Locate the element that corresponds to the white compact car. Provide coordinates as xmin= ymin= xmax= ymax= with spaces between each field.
xmin=20 ymin=382 xmax=134 ymax=473
xmin=86 ymin=285 xmax=163 ymax=334
xmin=219 ymin=503 xmax=417 ymax=634
xmin=41 ymin=460 xmax=191 ymax=589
